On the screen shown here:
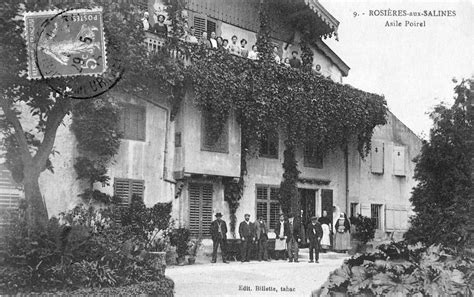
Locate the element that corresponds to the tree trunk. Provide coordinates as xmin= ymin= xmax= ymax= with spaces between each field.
xmin=23 ymin=170 xmax=48 ymax=233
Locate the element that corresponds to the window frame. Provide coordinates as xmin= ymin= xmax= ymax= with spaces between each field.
xmin=370 ymin=204 xmax=383 ymax=230
xmin=259 ymin=131 xmax=279 ymax=159
xmin=118 ymin=104 xmax=146 ymax=142
xmin=200 ymin=110 xmax=229 ymax=153
xmin=255 ymin=184 xmax=281 ymax=231
xmin=303 ymin=142 xmax=323 ymax=168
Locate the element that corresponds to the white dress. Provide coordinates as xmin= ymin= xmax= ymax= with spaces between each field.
xmin=321 ymin=224 xmax=331 ymax=249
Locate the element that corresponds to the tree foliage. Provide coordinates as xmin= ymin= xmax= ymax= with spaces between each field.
xmin=404 ymin=79 xmax=473 ymax=250
xmin=0 ymin=0 xmax=185 ymax=230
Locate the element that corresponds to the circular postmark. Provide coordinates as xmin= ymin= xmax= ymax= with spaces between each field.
xmin=33 ymin=7 xmax=124 ymax=99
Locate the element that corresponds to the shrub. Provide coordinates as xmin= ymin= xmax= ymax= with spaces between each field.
xmin=0 ymin=204 xmax=173 ymax=294
xmin=35 ymin=279 xmax=175 ymax=296
xmin=313 ymin=242 xmax=473 ymax=296
xmin=350 ymin=215 xmax=376 ymax=244
xmin=170 ymin=228 xmax=191 ymax=259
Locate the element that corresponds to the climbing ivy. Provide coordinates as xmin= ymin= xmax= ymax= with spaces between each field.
xmin=70 ymin=97 xmax=122 ymax=203
xmin=187 ymin=39 xmax=387 ymax=215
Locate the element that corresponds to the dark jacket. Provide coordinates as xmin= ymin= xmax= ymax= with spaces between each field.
xmin=289 ymin=57 xmax=301 ymax=68
xmin=284 ymin=219 xmax=303 ymax=243
xmin=255 ymin=220 xmax=268 ymax=240
xmin=307 ymin=221 xmax=323 ymax=242
xmin=239 ymin=220 xmax=255 ymax=240
xmin=210 ymin=219 xmax=227 ymax=241
xmin=275 ymin=220 xmax=286 ymax=239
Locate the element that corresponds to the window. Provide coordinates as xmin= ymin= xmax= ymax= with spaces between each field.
xmin=192 ymin=14 xmax=217 ymax=38
xmin=350 ymin=202 xmax=359 ymax=219
xmin=201 ymin=110 xmax=228 ymax=153
xmin=256 ymin=185 xmax=280 ymax=230
xmin=175 ymin=132 xmax=182 ymax=147
xmin=119 ymin=105 xmax=146 ymax=141
xmin=370 ymin=141 xmax=384 ymax=174
xmin=304 ymin=143 xmax=323 ymax=168
xmin=189 ymin=183 xmax=213 ymax=237
xmin=259 ymin=131 xmax=278 ymax=158
xmin=113 ymin=178 xmax=145 ymax=206
xmin=371 ymin=204 xmax=383 ymax=230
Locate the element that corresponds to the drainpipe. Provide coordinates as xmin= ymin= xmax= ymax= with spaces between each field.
xmin=344 ymin=144 xmax=349 ymax=215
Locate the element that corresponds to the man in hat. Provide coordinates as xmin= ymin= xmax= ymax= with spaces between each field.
xmin=255 ymin=215 xmax=269 ymax=261
xmin=239 ymin=213 xmax=255 ymax=262
xmin=285 ymin=212 xmax=303 ymax=262
xmin=209 ymin=212 xmax=229 ymax=263
xmin=307 ymin=216 xmax=323 ymax=263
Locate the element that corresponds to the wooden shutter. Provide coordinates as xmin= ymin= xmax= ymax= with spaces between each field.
xmin=114 ymin=178 xmax=131 ymax=206
xmin=189 ymin=184 xmax=201 ymax=237
xmin=114 ymin=178 xmax=144 ymax=206
xmin=189 ymin=183 xmax=213 ymax=237
xmin=193 ymin=15 xmax=206 ymax=38
xmin=360 ymin=203 xmax=371 ymax=217
xmin=385 ymin=205 xmax=408 ymax=231
xmin=371 ymin=141 xmax=384 ymax=174
xmin=393 ymin=146 xmax=406 ymax=176
xmin=207 ymin=20 xmax=216 ymax=35
xmin=201 ymin=184 xmax=213 ymax=237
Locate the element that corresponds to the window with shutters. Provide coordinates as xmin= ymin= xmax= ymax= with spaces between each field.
xmin=113 ymin=178 xmax=145 ymax=206
xmin=189 ymin=183 xmax=213 ymax=237
xmin=256 ymin=185 xmax=280 ymax=230
xmin=371 ymin=204 xmax=383 ymax=230
xmin=119 ymin=104 xmax=146 ymax=141
xmin=192 ymin=14 xmax=217 ymax=39
xmin=259 ymin=131 xmax=278 ymax=158
xmin=201 ymin=110 xmax=229 ymax=153
xmin=304 ymin=143 xmax=323 ymax=168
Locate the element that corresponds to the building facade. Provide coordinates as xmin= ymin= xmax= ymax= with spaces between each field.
xmin=27 ymin=0 xmax=422 ymax=245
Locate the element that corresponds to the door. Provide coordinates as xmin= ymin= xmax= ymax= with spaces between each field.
xmin=298 ymin=189 xmax=316 ymax=228
xmin=321 ymin=189 xmax=333 ymax=218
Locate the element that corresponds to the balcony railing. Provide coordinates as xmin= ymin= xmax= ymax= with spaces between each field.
xmin=143 ymin=31 xmax=336 ymax=81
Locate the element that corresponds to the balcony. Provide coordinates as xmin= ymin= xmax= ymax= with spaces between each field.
xmin=143 ymin=31 xmax=334 ymax=79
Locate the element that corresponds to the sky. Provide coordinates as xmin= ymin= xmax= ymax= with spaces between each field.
xmin=319 ymin=0 xmax=474 ymax=139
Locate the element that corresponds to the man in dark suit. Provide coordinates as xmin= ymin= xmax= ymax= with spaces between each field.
xmin=239 ymin=213 xmax=255 ymax=262
xmin=307 ymin=216 xmax=323 ymax=263
xmin=285 ymin=213 xmax=303 ymax=262
xmin=209 ymin=212 xmax=229 ymax=263
xmin=255 ymin=216 xmax=269 ymax=261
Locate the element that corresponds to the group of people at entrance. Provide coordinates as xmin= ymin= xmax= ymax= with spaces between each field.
xmin=210 ymin=210 xmax=352 ymax=263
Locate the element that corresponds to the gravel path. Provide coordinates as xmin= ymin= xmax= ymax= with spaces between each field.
xmin=166 ymin=249 xmax=348 ymax=297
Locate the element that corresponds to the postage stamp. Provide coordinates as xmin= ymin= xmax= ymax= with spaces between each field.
xmin=25 ymin=8 xmax=107 ymax=80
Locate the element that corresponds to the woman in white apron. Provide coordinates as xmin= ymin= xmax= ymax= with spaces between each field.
xmin=320 ymin=223 xmax=331 ymax=252
xmin=274 ymin=214 xmax=287 ymax=260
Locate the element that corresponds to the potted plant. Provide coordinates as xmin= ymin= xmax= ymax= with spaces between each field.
xmin=350 ymin=215 xmax=376 ymax=254
xmin=170 ymin=227 xmax=191 ymax=265
xmin=187 ymin=237 xmax=202 ymax=264
xmin=146 ymin=227 xmax=170 ymax=275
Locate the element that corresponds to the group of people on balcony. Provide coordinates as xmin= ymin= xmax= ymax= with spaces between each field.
xmin=209 ymin=210 xmax=351 ymax=263
xmin=141 ymin=12 xmax=304 ymax=69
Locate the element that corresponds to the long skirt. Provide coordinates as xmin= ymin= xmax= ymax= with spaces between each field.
xmin=321 ymin=224 xmax=331 ymax=249
xmin=334 ymin=231 xmax=350 ymax=251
